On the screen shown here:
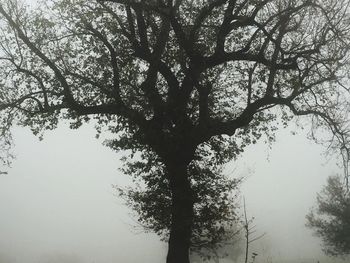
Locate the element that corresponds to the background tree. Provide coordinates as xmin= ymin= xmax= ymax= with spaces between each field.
xmin=1 ymin=0 xmax=350 ymax=262
xmin=307 ymin=175 xmax=350 ymax=257
xmin=242 ymin=197 xmax=265 ymax=263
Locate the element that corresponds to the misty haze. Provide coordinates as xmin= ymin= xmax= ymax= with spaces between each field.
xmin=1 ymin=1 xmax=350 ymax=263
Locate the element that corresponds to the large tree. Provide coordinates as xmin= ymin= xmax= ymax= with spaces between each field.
xmin=1 ymin=0 xmax=350 ymax=262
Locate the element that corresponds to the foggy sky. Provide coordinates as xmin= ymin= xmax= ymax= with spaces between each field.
xmin=0 ymin=122 xmax=349 ymax=263
xmin=1 ymin=1 xmax=350 ymax=262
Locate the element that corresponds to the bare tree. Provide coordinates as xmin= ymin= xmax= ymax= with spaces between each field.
xmin=242 ymin=198 xmax=265 ymax=263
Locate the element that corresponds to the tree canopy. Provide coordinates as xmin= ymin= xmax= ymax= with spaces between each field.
xmin=1 ymin=0 xmax=350 ymax=262
xmin=307 ymin=175 xmax=350 ymax=257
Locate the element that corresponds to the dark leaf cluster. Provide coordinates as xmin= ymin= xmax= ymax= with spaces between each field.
xmin=307 ymin=175 xmax=350 ymax=256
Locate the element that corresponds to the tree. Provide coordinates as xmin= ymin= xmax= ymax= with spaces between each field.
xmin=1 ymin=0 xmax=350 ymax=262
xmin=307 ymin=175 xmax=350 ymax=257
xmin=242 ymin=198 xmax=265 ymax=263
xmin=116 ymin=152 xmax=243 ymax=260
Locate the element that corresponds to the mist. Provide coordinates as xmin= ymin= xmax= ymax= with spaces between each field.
xmin=0 ymin=123 xmax=348 ymax=263
xmin=1 ymin=0 xmax=350 ymax=261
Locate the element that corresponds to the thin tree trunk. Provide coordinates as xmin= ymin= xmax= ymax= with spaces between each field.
xmin=166 ymin=161 xmax=194 ymax=263
xmin=244 ymin=198 xmax=249 ymax=263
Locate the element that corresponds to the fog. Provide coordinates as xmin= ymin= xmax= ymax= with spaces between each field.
xmin=0 ymin=123 xmax=348 ymax=263
xmin=0 ymin=0 xmax=347 ymax=262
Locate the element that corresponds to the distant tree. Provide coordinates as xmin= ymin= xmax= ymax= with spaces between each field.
xmin=307 ymin=175 xmax=350 ymax=256
xmin=1 ymin=0 xmax=350 ymax=262
xmin=242 ymin=198 xmax=265 ymax=263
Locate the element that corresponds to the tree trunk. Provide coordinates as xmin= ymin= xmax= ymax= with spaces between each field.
xmin=166 ymin=161 xmax=194 ymax=263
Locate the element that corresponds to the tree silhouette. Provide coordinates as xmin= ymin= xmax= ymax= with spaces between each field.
xmin=307 ymin=175 xmax=350 ymax=256
xmin=1 ymin=0 xmax=350 ymax=262
xmin=116 ymin=153 xmax=242 ymax=260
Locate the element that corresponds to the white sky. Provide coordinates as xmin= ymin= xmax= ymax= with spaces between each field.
xmin=0 ymin=122 xmax=348 ymax=263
